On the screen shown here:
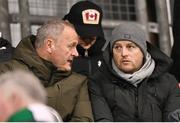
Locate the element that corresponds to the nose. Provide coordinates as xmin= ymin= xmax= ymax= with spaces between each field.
xmin=121 ymin=47 xmax=128 ymax=56
xmin=72 ymin=48 xmax=79 ymax=57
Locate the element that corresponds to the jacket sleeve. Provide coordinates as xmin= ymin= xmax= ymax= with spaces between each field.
xmin=70 ymin=79 xmax=94 ymax=122
xmin=163 ymin=74 xmax=180 ymax=121
xmin=88 ymin=77 xmax=113 ymax=122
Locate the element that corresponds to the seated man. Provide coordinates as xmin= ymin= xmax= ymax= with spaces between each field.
xmin=0 ymin=19 xmax=93 ymax=121
xmin=89 ymin=23 xmax=180 ymax=121
xmin=0 ymin=70 xmax=62 ymax=122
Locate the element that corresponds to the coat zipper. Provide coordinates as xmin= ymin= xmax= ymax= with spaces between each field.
xmin=88 ymin=59 xmax=92 ymax=76
xmin=135 ymin=88 xmax=139 ymax=119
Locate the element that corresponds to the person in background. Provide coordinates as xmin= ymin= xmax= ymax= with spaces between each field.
xmin=63 ymin=0 xmax=106 ymax=76
xmin=0 ymin=36 xmax=14 ymax=62
xmin=0 ymin=70 xmax=62 ymax=122
xmin=0 ymin=19 xmax=93 ymax=122
xmin=88 ymin=23 xmax=180 ymax=121
xmin=170 ymin=0 xmax=180 ymax=82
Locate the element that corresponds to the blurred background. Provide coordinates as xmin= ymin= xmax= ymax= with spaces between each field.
xmin=0 ymin=0 xmax=175 ymax=56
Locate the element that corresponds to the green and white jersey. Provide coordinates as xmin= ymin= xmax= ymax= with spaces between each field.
xmin=7 ymin=103 xmax=62 ymax=122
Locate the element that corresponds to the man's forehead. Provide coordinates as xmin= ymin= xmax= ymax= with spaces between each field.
xmin=114 ymin=40 xmax=135 ymax=45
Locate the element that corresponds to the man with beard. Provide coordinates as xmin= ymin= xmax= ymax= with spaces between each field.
xmin=89 ymin=23 xmax=180 ymax=121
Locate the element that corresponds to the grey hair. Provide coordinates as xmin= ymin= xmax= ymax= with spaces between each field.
xmin=0 ymin=70 xmax=47 ymax=104
xmin=35 ymin=19 xmax=74 ymax=48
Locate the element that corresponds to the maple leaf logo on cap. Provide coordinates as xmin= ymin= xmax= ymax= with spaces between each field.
xmin=82 ymin=9 xmax=100 ymax=24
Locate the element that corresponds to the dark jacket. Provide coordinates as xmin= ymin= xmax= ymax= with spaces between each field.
xmin=72 ymin=37 xmax=106 ymax=76
xmin=88 ymin=42 xmax=180 ymax=122
xmin=170 ymin=0 xmax=180 ymax=82
xmin=0 ymin=35 xmax=93 ymax=122
xmin=0 ymin=37 xmax=14 ymax=62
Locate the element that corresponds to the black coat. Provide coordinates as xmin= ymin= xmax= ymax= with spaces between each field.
xmin=89 ymin=42 xmax=180 ymax=122
xmin=0 ymin=37 xmax=14 ymax=62
xmin=170 ymin=0 xmax=180 ymax=81
xmin=72 ymin=37 xmax=106 ymax=76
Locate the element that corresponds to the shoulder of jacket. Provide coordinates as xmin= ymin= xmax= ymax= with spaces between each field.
xmin=152 ymin=72 xmax=178 ymax=92
xmin=0 ymin=59 xmax=29 ymax=72
xmin=163 ymin=73 xmax=178 ymax=84
xmin=156 ymin=72 xmax=176 ymax=82
xmin=71 ymin=72 xmax=87 ymax=80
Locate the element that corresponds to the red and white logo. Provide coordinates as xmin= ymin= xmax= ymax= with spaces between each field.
xmin=82 ymin=9 xmax=100 ymax=24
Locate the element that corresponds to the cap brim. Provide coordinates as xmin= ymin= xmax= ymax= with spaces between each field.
xmin=74 ymin=24 xmax=104 ymax=38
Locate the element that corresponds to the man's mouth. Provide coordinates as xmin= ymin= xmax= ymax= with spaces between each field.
xmin=67 ymin=59 xmax=73 ymax=64
xmin=122 ymin=60 xmax=131 ymax=64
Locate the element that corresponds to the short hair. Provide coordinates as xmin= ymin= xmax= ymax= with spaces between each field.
xmin=35 ymin=19 xmax=74 ymax=48
xmin=0 ymin=70 xmax=47 ymax=103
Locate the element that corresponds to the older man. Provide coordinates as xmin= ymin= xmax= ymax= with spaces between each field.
xmin=89 ymin=23 xmax=180 ymax=121
xmin=0 ymin=19 xmax=93 ymax=122
xmin=0 ymin=70 xmax=62 ymax=122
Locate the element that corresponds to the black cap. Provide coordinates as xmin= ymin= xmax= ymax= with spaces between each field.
xmin=63 ymin=1 xmax=104 ymax=38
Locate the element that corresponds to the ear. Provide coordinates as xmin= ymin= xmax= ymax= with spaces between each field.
xmin=64 ymin=20 xmax=69 ymax=22
xmin=45 ymin=38 xmax=55 ymax=53
xmin=10 ymin=92 xmax=24 ymax=111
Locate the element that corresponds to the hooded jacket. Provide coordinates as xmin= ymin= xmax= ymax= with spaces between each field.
xmin=0 ymin=35 xmax=93 ymax=122
xmin=72 ymin=37 xmax=106 ymax=76
xmin=88 ymin=42 xmax=180 ymax=121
